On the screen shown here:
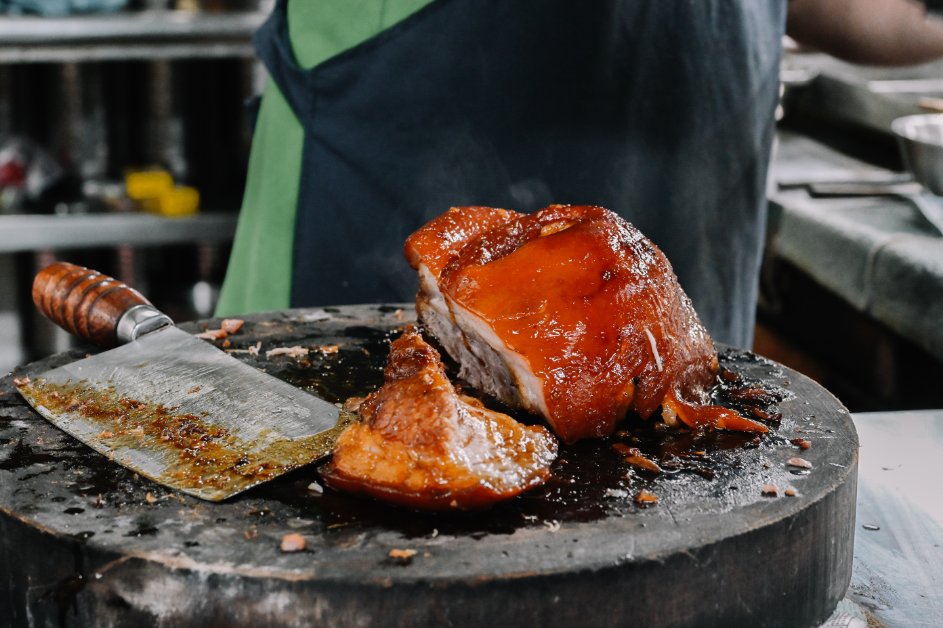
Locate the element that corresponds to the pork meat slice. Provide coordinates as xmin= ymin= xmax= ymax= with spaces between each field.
xmin=320 ymin=327 xmax=557 ymax=510
xmin=404 ymin=204 xmax=766 ymax=444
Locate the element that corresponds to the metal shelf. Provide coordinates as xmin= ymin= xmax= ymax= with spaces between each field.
xmin=0 ymin=11 xmax=266 ymax=63
xmin=0 ymin=212 xmax=237 ymax=252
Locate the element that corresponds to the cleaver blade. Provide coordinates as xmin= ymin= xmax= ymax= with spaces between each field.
xmin=15 ymin=262 xmax=347 ymax=502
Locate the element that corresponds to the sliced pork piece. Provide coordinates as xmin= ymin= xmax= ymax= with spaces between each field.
xmin=405 ymin=204 xmax=766 ymax=444
xmin=320 ymin=327 xmax=557 ymax=510
xmin=406 ymin=208 xmax=527 ymax=416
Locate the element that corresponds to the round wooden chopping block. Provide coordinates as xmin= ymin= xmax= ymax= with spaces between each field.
xmin=0 ymin=305 xmax=858 ymax=628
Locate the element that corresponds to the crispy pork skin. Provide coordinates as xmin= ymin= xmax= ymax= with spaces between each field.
xmin=405 ymin=205 xmax=766 ymax=444
xmin=321 ymin=328 xmax=557 ymax=510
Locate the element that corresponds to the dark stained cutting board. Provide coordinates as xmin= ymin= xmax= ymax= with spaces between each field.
xmin=0 ymin=305 xmax=858 ymax=628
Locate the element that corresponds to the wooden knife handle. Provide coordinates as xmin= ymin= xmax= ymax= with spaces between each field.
xmin=32 ymin=262 xmax=157 ymax=348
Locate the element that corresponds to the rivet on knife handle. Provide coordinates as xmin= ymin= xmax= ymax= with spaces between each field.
xmin=32 ymin=262 xmax=173 ymax=348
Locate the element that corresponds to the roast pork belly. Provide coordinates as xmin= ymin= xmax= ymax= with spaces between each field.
xmin=320 ymin=327 xmax=557 ymax=510
xmin=404 ymin=204 xmax=766 ymax=444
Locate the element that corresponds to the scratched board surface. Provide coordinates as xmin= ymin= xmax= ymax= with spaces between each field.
xmin=0 ymin=305 xmax=858 ymax=628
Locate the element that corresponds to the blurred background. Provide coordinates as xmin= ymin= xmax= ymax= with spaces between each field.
xmin=1 ymin=0 xmax=943 ymax=416
xmin=0 ymin=0 xmax=269 ymax=371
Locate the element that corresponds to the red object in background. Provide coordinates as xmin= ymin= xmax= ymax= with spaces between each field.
xmin=0 ymin=157 xmax=26 ymax=188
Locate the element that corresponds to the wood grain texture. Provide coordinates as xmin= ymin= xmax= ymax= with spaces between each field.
xmin=0 ymin=305 xmax=859 ymax=628
xmin=31 ymin=262 xmax=151 ymax=348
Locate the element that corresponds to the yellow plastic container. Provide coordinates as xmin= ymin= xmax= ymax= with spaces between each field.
xmin=125 ymin=169 xmax=174 ymax=201
xmin=124 ymin=168 xmax=200 ymax=217
xmin=155 ymin=185 xmax=200 ymax=217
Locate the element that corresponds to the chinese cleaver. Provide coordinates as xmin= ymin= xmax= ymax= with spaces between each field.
xmin=15 ymin=262 xmax=348 ymax=502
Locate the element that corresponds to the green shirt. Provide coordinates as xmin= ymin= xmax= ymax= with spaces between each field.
xmin=216 ymin=0 xmax=432 ymax=316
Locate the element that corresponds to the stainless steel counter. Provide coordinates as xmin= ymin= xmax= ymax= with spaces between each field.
xmin=785 ymin=53 xmax=943 ymax=133
xmin=850 ymin=410 xmax=943 ymax=626
xmin=768 ymin=130 xmax=943 ymax=364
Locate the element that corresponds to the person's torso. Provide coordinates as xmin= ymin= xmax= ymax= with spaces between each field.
xmin=257 ymin=0 xmax=786 ymax=345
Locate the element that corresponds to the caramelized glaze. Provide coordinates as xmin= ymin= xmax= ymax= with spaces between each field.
xmin=321 ymin=328 xmax=558 ymax=510
xmin=407 ymin=205 xmax=766 ymax=443
xmin=403 ymin=206 xmax=520 ymax=278
xmin=15 ymin=378 xmax=348 ymax=495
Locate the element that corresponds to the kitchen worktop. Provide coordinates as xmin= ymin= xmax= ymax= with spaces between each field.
xmin=768 ymin=130 xmax=943 ymax=365
xmin=783 ymin=52 xmax=943 ymax=133
xmin=848 ymin=410 xmax=943 ymax=627
xmin=766 ymin=114 xmax=943 ymax=614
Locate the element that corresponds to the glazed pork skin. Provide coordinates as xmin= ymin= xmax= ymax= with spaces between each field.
xmin=320 ymin=327 xmax=557 ymax=510
xmin=404 ymin=206 xmax=539 ymax=416
xmin=405 ymin=204 xmax=766 ymax=444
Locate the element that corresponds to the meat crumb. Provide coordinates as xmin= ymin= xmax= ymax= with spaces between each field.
xmin=120 ymin=398 xmax=146 ymax=411
xmin=317 ymin=344 xmax=340 ymax=355
xmin=634 ymin=490 xmax=659 ymax=506
xmin=12 ymin=376 xmax=29 ymax=387
xmin=784 ymin=488 xmax=798 ymax=497
xmin=342 ymin=396 xmax=366 ymax=413
xmin=280 ymin=533 xmax=306 ymax=553
xmin=220 ymin=319 xmax=245 ymax=334
xmin=787 ymin=457 xmax=813 ymax=469
xmin=195 ymin=328 xmax=229 ymax=340
xmin=394 ymin=309 xmax=405 ymax=321
xmin=613 ymin=444 xmax=663 ymax=474
xmin=790 ymin=438 xmax=812 ymax=450
xmin=195 ymin=319 xmax=244 ymax=341
xmin=761 ymin=484 xmax=779 ymax=497
xmin=543 ymin=520 xmax=562 ymax=532
xmin=266 ymin=346 xmax=310 ymax=359
xmin=97 ymin=431 xmax=114 ymax=439
xmin=145 ymin=492 xmax=156 ymax=504
xmin=626 ymin=454 xmax=663 ymax=474
xmin=248 ymin=341 xmax=262 ymax=356
xmin=388 ymin=548 xmax=417 ymax=565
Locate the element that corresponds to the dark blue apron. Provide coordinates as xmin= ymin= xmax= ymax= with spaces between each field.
xmin=254 ymin=0 xmax=786 ymax=348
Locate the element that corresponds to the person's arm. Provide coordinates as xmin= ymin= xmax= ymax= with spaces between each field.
xmin=787 ymin=0 xmax=943 ymax=65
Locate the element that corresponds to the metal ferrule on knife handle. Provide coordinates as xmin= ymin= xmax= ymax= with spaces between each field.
xmin=32 ymin=262 xmax=173 ymax=348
